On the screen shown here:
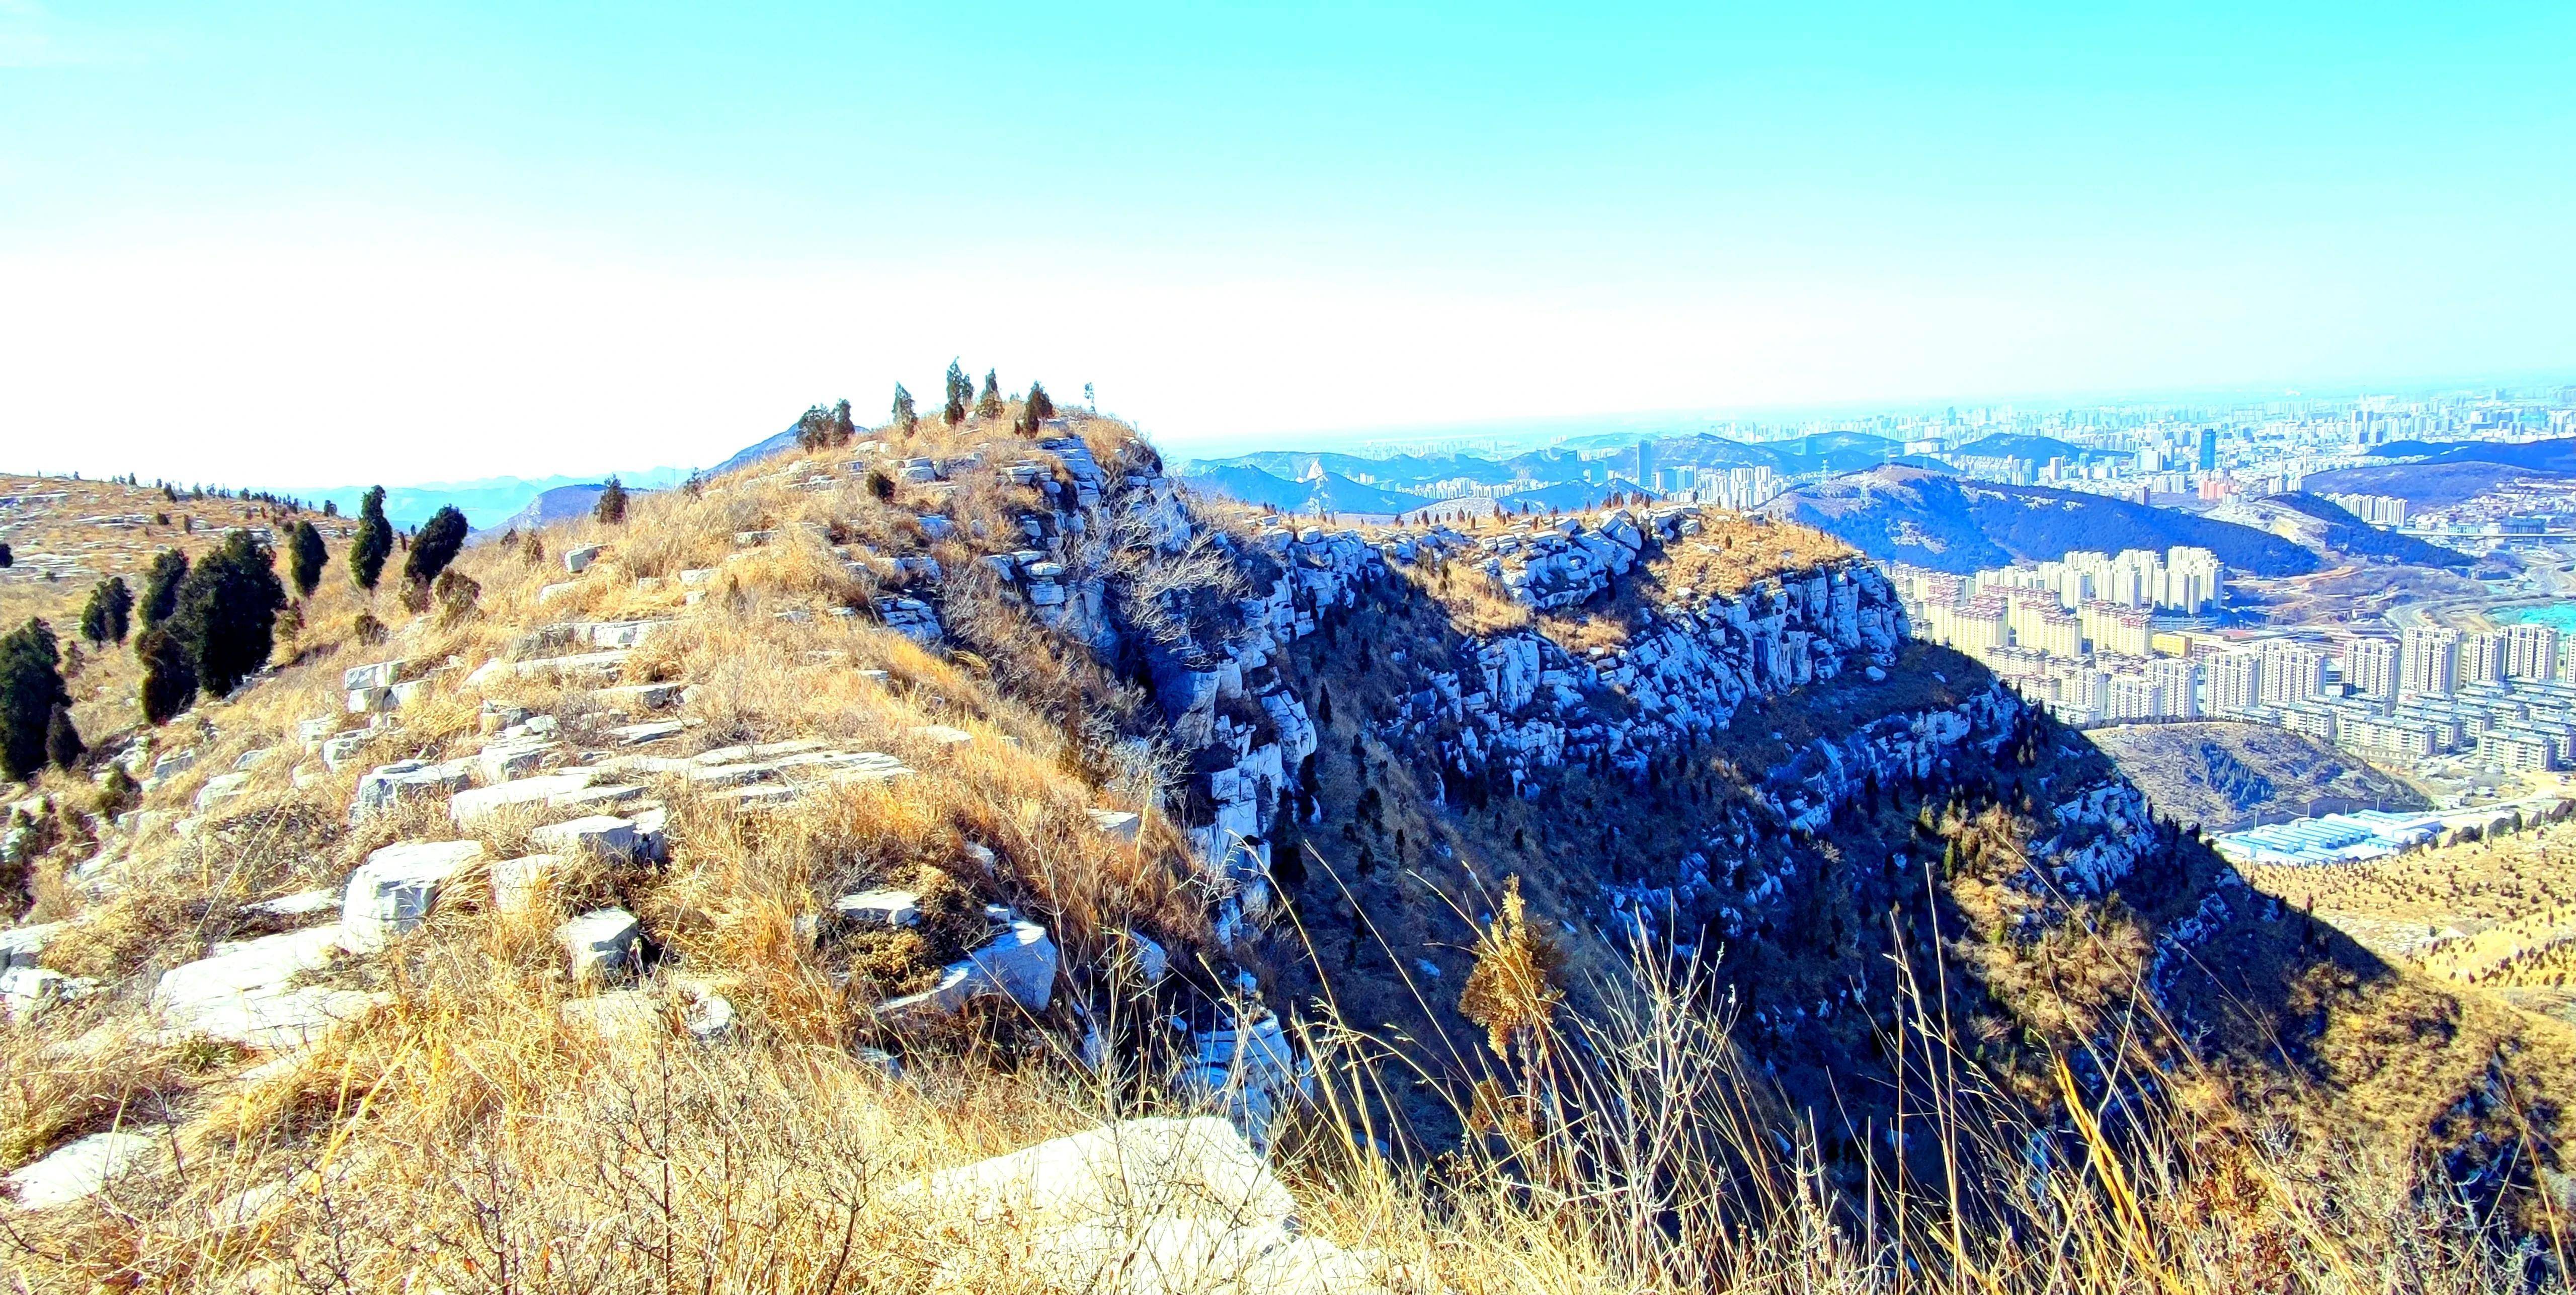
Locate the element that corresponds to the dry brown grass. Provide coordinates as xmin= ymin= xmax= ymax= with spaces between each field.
xmin=1 ymin=430 xmax=2567 ymax=1291
xmin=1642 ymin=512 xmax=1858 ymax=599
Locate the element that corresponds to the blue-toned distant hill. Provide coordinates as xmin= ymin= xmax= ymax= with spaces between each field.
xmin=2264 ymin=493 xmax=2474 ymax=568
xmin=712 ymin=425 xmax=807 ymax=478
xmin=1493 ymin=480 xmax=1641 ymax=513
xmin=300 ymin=469 xmax=688 ymax=531
xmin=1759 ymin=466 xmax=2320 ymax=576
xmin=1948 ymin=433 xmax=2123 ymax=467
xmin=1175 ymin=464 xmax=1430 ymax=517
xmin=469 ymin=483 xmax=646 ymax=541
xmin=2363 ymin=437 xmax=2576 ymax=474
xmin=2300 ymin=459 xmax=2572 ymax=508
xmin=1181 ymin=430 xmax=1900 ymax=495
xmin=1603 ymin=431 xmax=1900 ymax=478
xmin=1181 ymin=450 xmax=1520 ymax=490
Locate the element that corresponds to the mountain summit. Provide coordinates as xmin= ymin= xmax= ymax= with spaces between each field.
xmin=0 ymin=411 xmax=2563 ymax=1288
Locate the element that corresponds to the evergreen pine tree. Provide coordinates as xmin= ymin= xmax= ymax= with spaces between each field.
xmin=943 ymin=360 xmax=971 ymax=426
xmin=80 ymin=579 xmax=118 ymax=646
xmin=794 ymin=403 xmax=837 ymax=450
xmin=138 ymin=548 xmax=188 ymax=631
xmin=0 ymin=543 xmax=12 ymax=569
xmin=977 ymin=370 xmax=1003 ymax=419
xmin=593 ymin=477 xmax=629 ymax=525
xmin=44 ymin=703 xmax=83 ymax=771
xmin=350 ymin=486 xmax=393 ymax=590
xmin=0 ymin=618 xmax=68 ymax=782
xmin=405 ymin=506 xmax=469 ymax=587
xmin=287 ymin=519 xmax=327 ymax=597
xmin=892 ymin=384 xmax=918 ymax=432
xmin=830 ymin=399 xmax=855 ymax=443
xmin=1018 ymin=382 xmax=1057 ymax=434
xmin=172 ymin=529 xmax=287 ymax=698
xmin=102 ymin=576 xmax=132 ymax=644
xmin=137 ymin=627 xmax=196 ymax=724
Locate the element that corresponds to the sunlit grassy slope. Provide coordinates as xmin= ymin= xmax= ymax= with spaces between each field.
xmin=0 ymin=417 xmax=2569 ymax=1291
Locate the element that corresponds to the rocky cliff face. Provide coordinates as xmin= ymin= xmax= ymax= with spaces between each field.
xmin=10 ymin=419 xmax=2560 ymax=1224
xmin=932 ymin=438 xmax=2198 ymax=1067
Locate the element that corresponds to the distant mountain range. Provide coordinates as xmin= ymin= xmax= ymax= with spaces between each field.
xmin=2291 ymin=436 xmax=2576 ymax=507
xmin=2364 ymin=436 xmax=2576 ymax=473
xmin=296 ymin=469 xmax=690 ymax=531
xmin=1171 ymin=430 xmax=1909 ymax=520
xmin=292 ymin=420 xmax=821 ymax=532
xmin=2232 ymin=493 xmax=2474 ymax=569
xmin=1176 ymin=465 xmax=1433 ymax=517
xmin=1946 ymin=433 xmax=2124 ymax=466
xmin=1756 ymin=466 xmax=2322 ymax=576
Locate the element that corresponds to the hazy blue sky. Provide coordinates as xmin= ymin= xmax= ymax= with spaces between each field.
xmin=5 ymin=2 xmax=2571 ymax=484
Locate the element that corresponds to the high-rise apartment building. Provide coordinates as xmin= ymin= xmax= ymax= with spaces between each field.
xmin=2208 ymin=650 xmax=2263 ymax=714
xmin=2163 ymin=548 xmax=2223 ymax=613
xmin=2505 ymin=623 xmax=2560 ymax=681
xmin=2078 ymin=602 xmax=2152 ymax=658
xmin=2197 ymin=427 xmax=2219 ymax=471
xmin=2463 ymin=632 xmax=2506 ymax=687
xmin=2261 ymin=641 xmax=2328 ymax=705
xmin=2027 ymin=546 xmax=2224 ymax=615
xmin=2344 ymin=637 xmax=2398 ymax=701
xmin=2145 ymin=657 xmax=2199 ymax=719
xmin=2399 ymin=625 xmax=2459 ymax=698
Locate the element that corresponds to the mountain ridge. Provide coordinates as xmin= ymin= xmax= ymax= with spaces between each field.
xmin=1757 ymin=464 xmax=2322 ymax=575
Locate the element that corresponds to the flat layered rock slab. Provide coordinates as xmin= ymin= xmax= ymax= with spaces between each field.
xmin=152 ymin=926 xmax=382 ymax=1048
xmin=350 ymin=759 xmax=473 ymax=824
xmin=879 ymin=919 xmax=1058 ymax=1019
xmin=529 ymin=814 xmax=638 ymax=858
xmin=689 ymin=738 xmax=833 ymax=767
xmin=606 ymin=720 xmax=687 ymax=746
xmin=5 ymin=1131 xmax=165 ymax=1211
xmin=896 ymin=1117 xmax=1296 ymax=1230
xmin=449 ymin=772 xmax=600 ymax=824
xmin=464 ymin=650 xmax=633 ymax=688
xmin=340 ymin=840 xmax=486 ymax=951
xmin=557 ymin=908 xmax=640 ymax=979
xmin=0 ymin=922 xmax=65 ymax=969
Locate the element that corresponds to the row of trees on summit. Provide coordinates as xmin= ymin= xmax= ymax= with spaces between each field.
xmin=798 ymin=363 xmax=1066 ymax=451
xmin=10 ymin=363 xmax=1075 ymax=783
xmin=1 ymin=484 xmax=478 ymax=783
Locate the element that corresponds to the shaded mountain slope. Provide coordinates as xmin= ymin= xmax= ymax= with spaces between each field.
xmin=1243 ymin=505 xmax=2562 ymax=1209
xmin=2087 ymin=719 xmax=2426 ymax=832
xmin=1176 ymin=464 xmax=1430 ymax=516
xmin=1759 ymin=466 xmax=2320 ymax=575
xmin=2302 ymin=460 xmax=2574 ymax=508
xmin=2234 ymin=493 xmax=2474 ymax=568
xmin=2367 ymin=437 xmax=2576 ymax=474
xmin=4 ymin=417 xmax=2569 ymax=1285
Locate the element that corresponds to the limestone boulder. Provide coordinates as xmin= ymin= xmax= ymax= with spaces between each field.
xmin=350 ymin=759 xmax=473 ymax=824
xmin=153 ymin=925 xmax=375 ymax=1047
xmin=339 ymin=840 xmax=485 ymax=952
xmin=448 ymin=771 xmax=599 ymax=825
xmin=4 ymin=1131 xmax=164 ymax=1211
xmin=556 ymin=908 xmax=640 ymax=980
xmin=529 ymin=814 xmax=638 ymax=860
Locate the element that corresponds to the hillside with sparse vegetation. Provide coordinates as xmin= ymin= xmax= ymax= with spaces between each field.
xmin=1 ymin=404 xmax=2571 ymax=1292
